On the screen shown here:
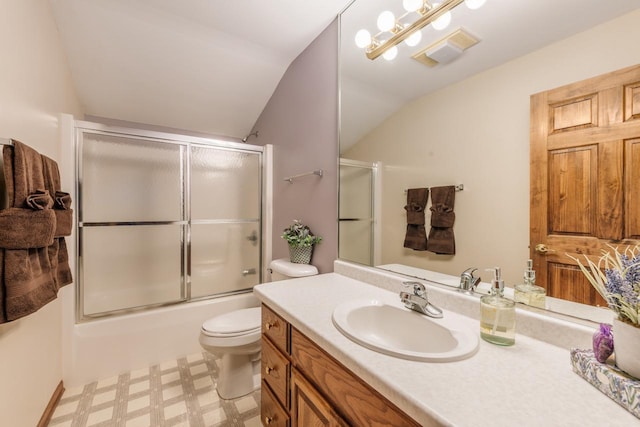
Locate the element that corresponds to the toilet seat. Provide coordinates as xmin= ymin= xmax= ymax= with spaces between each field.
xmin=201 ymin=307 xmax=261 ymax=338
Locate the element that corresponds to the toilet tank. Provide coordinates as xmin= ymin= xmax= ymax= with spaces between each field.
xmin=269 ymin=258 xmax=318 ymax=281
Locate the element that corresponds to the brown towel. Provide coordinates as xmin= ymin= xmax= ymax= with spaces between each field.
xmin=403 ymin=188 xmax=428 ymax=251
xmin=426 ymin=186 xmax=456 ymax=255
xmin=42 ymin=155 xmax=73 ymax=288
xmin=54 ymin=191 xmax=71 ymax=210
xmin=1 ymin=141 xmax=57 ymax=322
xmin=0 ymin=208 xmax=56 ymax=249
xmin=26 ymin=190 xmax=54 ymax=210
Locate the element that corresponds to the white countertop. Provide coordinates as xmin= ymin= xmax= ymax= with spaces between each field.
xmin=254 ymin=272 xmax=639 ymax=427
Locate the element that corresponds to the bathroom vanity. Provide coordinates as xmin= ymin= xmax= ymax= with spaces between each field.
xmin=260 ymin=304 xmax=419 ymax=426
xmin=254 ymin=262 xmax=639 ymax=426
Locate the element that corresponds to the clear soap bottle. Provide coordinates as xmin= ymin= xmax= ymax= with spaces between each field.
xmin=514 ymin=259 xmax=546 ymax=308
xmin=480 ymin=267 xmax=516 ymax=346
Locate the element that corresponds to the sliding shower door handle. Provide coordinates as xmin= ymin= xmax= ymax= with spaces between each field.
xmin=246 ymin=230 xmax=258 ymax=246
xmin=242 ymin=268 xmax=257 ymax=276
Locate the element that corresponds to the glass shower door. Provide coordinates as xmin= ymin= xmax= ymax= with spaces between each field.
xmin=339 ymin=159 xmax=377 ymax=266
xmin=79 ymin=133 xmax=185 ymax=316
xmin=77 ymin=126 xmax=263 ymax=320
xmin=190 ymin=145 xmax=261 ymax=298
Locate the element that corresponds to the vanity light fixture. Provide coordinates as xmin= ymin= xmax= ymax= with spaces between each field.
xmin=355 ymin=0 xmax=487 ymax=61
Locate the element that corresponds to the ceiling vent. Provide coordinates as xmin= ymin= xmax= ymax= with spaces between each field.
xmin=412 ymin=28 xmax=480 ymax=67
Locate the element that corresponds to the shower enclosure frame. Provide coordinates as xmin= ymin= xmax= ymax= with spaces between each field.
xmin=75 ymin=121 xmax=266 ymax=322
xmin=338 ymin=158 xmax=381 ymax=266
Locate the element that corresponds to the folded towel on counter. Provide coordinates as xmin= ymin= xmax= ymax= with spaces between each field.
xmin=427 ymin=185 xmax=456 ymax=255
xmin=403 ymin=188 xmax=429 ymax=251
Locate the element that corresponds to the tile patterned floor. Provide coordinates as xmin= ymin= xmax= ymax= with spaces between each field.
xmin=48 ymin=352 xmax=261 ymax=427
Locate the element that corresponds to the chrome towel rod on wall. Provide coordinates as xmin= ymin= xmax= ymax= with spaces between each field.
xmin=0 ymin=138 xmax=14 ymax=146
xmin=404 ymin=184 xmax=464 ymax=193
xmin=284 ymin=169 xmax=323 ymax=183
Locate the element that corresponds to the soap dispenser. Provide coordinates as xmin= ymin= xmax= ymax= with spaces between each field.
xmin=480 ymin=267 xmax=516 ymax=346
xmin=514 ymin=259 xmax=546 ymax=308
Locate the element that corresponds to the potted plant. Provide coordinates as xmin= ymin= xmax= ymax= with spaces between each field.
xmin=282 ymin=220 xmax=322 ymax=264
xmin=572 ymin=245 xmax=640 ymax=379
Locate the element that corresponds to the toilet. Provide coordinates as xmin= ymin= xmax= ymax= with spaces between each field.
xmin=199 ymin=258 xmax=318 ymax=399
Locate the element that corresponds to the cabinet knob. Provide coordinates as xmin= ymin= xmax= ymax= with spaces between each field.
xmin=265 ymin=365 xmax=274 ymax=375
xmin=264 ymin=416 xmax=273 ymax=425
xmin=264 ymin=321 xmax=277 ymax=330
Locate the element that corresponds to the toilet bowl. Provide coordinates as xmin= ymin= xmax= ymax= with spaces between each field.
xmin=199 ymin=259 xmax=318 ymax=399
xmin=199 ymin=307 xmax=262 ymax=399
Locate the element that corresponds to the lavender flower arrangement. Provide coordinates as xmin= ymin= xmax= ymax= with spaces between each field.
xmin=572 ymin=245 xmax=640 ymax=327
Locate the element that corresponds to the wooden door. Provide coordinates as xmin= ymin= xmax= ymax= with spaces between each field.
xmin=530 ymin=64 xmax=640 ymax=306
xmin=290 ymin=368 xmax=347 ymax=427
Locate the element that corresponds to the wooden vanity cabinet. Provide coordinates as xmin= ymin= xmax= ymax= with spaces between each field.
xmin=290 ymin=367 xmax=348 ymax=427
xmin=260 ymin=304 xmax=420 ymax=427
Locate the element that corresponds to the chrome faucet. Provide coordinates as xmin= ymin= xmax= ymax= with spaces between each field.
xmin=399 ymin=281 xmax=443 ymax=318
xmin=459 ymin=268 xmax=481 ymax=294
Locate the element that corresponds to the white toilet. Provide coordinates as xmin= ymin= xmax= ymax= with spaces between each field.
xmin=199 ymin=258 xmax=318 ymax=399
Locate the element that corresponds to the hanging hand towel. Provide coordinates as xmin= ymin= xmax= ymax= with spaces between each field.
xmin=403 ymin=188 xmax=428 ymax=251
xmin=426 ymin=185 xmax=456 ymax=255
xmin=42 ymin=155 xmax=73 ymax=289
xmin=0 ymin=141 xmax=57 ymax=323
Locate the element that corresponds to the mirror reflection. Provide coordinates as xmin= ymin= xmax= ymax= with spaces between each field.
xmin=338 ymin=0 xmax=640 ymax=321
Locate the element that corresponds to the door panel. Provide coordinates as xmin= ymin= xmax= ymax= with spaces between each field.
xmin=549 ymin=95 xmax=598 ymax=133
xmin=626 ymin=138 xmax=640 ymax=239
xmin=547 ymin=146 xmax=596 ymax=236
xmin=531 ymin=64 xmax=640 ymax=306
xmin=624 ymin=82 xmax=640 ymax=121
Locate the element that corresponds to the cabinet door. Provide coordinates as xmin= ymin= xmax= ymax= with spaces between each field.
xmin=290 ymin=368 xmax=347 ymax=427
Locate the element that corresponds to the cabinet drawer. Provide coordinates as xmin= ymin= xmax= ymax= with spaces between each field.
xmin=262 ymin=335 xmax=290 ymax=409
xmin=262 ymin=304 xmax=289 ymax=354
xmin=261 ymin=379 xmax=290 ymax=427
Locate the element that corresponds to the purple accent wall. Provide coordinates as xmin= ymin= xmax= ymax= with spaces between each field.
xmin=251 ymin=19 xmax=339 ymax=273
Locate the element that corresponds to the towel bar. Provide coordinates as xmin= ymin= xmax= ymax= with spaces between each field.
xmin=0 ymin=138 xmax=14 ymax=146
xmin=404 ymin=184 xmax=464 ymax=193
xmin=284 ymin=169 xmax=323 ymax=183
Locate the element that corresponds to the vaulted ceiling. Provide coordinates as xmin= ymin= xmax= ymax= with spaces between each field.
xmin=49 ymin=0 xmax=640 ymax=142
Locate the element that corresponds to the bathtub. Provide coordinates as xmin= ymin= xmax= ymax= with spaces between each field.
xmin=62 ymin=290 xmax=259 ymax=388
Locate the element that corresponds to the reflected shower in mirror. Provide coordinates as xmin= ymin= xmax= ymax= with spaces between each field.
xmin=338 ymin=0 xmax=640 ymax=322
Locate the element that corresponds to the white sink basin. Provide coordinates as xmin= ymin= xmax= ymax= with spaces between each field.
xmin=332 ymin=299 xmax=479 ymax=362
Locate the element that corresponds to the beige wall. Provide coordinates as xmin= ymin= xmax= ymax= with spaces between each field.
xmin=0 ymin=1 xmax=82 ymax=425
xmin=344 ymin=9 xmax=640 ymax=286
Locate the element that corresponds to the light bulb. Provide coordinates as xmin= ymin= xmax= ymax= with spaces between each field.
xmin=465 ymin=0 xmax=486 ymax=10
xmin=377 ymin=11 xmax=396 ymax=32
xmin=432 ymin=11 xmax=451 ymax=30
xmin=403 ymin=0 xmax=423 ymax=13
xmin=382 ymin=46 xmax=398 ymax=61
xmin=404 ymin=30 xmax=422 ymax=47
xmin=355 ymin=29 xmax=372 ymax=49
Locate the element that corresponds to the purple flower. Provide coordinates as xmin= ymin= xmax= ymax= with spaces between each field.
xmin=592 ymin=323 xmax=614 ymax=363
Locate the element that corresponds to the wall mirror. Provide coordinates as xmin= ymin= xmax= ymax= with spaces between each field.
xmin=338 ymin=0 xmax=640 ymax=323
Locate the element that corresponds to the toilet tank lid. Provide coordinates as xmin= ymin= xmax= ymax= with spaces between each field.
xmin=202 ymin=307 xmax=261 ymax=334
xmin=270 ymin=258 xmax=318 ymax=277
